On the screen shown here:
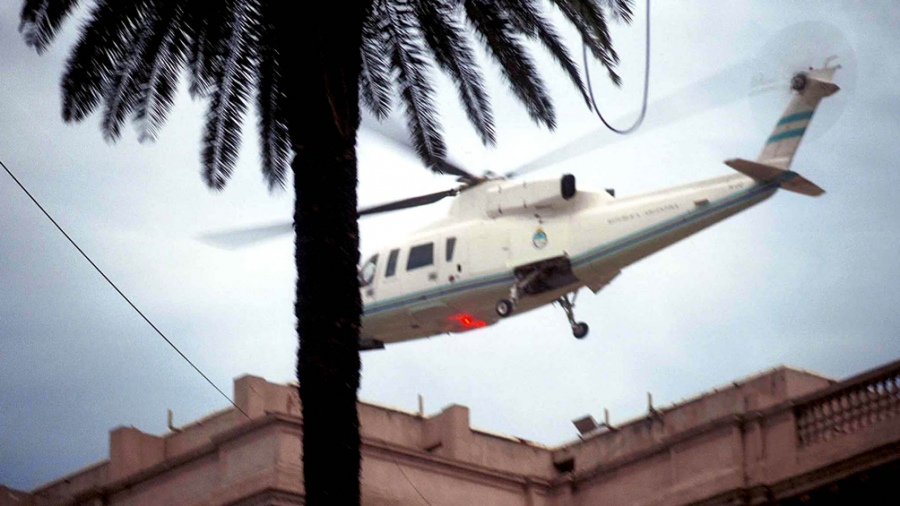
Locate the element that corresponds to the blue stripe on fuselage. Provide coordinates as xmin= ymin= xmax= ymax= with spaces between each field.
xmin=364 ymin=271 xmax=515 ymax=315
xmin=767 ymin=127 xmax=807 ymax=144
xmin=570 ymin=182 xmax=778 ymax=269
xmin=776 ymin=110 xmax=814 ymax=126
xmin=363 ymin=180 xmax=781 ymax=316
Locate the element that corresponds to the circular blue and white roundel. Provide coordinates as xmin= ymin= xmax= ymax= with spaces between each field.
xmin=532 ymin=228 xmax=548 ymax=249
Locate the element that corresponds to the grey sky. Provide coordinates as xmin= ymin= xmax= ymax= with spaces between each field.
xmin=2 ymin=1 xmax=899 ymax=490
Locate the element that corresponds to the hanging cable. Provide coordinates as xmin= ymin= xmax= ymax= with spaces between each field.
xmin=1 ymin=157 xmax=251 ymax=420
xmin=584 ymin=0 xmax=651 ymax=134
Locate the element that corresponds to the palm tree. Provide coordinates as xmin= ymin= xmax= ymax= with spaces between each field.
xmin=20 ymin=0 xmax=632 ymax=503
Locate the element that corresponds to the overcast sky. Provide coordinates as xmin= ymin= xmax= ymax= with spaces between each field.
xmin=2 ymin=1 xmax=899 ymax=491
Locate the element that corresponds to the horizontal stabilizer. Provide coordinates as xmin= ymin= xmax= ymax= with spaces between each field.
xmin=725 ymin=158 xmax=825 ymax=197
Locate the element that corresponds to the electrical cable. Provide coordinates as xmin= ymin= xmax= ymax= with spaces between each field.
xmin=1 ymin=157 xmax=251 ymax=420
xmin=395 ymin=461 xmax=434 ymax=506
xmin=583 ymin=0 xmax=651 ymax=134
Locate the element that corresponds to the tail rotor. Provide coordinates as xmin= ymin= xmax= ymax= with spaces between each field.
xmin=749 ymin=21 xmax=856 ymax=142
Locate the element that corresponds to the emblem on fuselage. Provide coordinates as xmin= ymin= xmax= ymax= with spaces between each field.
xmin=532 ymin=228 xmax=548 ymax=249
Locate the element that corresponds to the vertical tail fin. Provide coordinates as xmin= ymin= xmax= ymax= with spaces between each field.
xmin=757 ymin=61 xmax=841 ymax=170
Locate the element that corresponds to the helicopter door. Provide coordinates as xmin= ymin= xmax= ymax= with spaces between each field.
xmin=403 ymin=240 xmax=451 ymax=334
xmin=402 ymin=241 xmax=441 ymax=296
xmin=441 ymin=236 xmax=465 ymax=286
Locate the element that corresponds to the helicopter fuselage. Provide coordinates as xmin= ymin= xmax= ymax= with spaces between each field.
xmin=358 ymin=63 xmax=838 ymax=348
xmin=358 ymin=171 xmax=773 ymax=346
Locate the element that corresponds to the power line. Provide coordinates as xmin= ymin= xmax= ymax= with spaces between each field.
xmin=1 ymin=157 xmax=250 ymax=420
xmin=396 ymin=461 xmax=434 ymax=506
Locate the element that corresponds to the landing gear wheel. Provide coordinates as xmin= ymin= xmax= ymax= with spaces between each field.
xmin=557 ymin=292 xmax=589 ymax=339
xmin=496 ymin=298 xmax=515 ymax=318
xmin=572 ymin=322 xmax=589 ymax=339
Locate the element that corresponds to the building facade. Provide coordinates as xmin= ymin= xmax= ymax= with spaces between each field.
xmin=3 ymin=359 xmax=900 ymax=505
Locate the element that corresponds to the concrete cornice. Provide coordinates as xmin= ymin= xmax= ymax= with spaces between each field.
xmin=59 ymin=412 xmax=555 ymax=505
xmin=364 ymin=436 xmax=555 ymax=492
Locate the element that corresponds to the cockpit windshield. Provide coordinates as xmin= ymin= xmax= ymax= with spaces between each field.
xmin=359 ymin=254 xmax=378 ymax=287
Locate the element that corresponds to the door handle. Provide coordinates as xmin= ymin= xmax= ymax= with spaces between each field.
xmin=428 ymin=272 xmax=438 ymax=281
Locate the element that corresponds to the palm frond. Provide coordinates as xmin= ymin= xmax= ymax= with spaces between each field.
xmin=255 ymin=15 xmax=291 ymax=190
xmin=23 ymin=0 xmax=632 ymax=192
xmin=383 ymin=0 xmax=447 ymax=172
xmin=133 ymin=4 xmax=191 ymax=143
xmin=360 ymin=1 xmax=393 ymax=119
xmin=59 ymin=0 xmax=155 ymax=123
xmin=413 ymin=0 xmax=495 ymax=146
xmin=501 ymin=0 xmax=590 ymax=107
xmin=100 ymin=6 xmax=160 ymax=142
xmin=186 ymin=28 xmax=212 ymax=98
xmin=20 ymin=0 xmax=81 ymax=53
xmin=464 ymin=0 xmax=555 ymax=129
xmin=201 ymin=0 xmax=261 ymax=189
xmin=183 ymin=0 xmax=229 ymax=99
xmin=601 ymin=0 xmax=634 ymax=22
xmin=551 ymin=0 xmax=621 ymax=85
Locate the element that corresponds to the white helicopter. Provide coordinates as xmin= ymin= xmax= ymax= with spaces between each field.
xmin=349 ymin=62 xmax=840 ymax=349
xmin=207 ymin=61 xmax=841 ymax=350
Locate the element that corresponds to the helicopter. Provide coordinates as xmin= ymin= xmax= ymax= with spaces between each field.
xmin=349 ymin=62 xmax=840 ymax=349
xmin=206 ymin=61 xmax=841 ymax=350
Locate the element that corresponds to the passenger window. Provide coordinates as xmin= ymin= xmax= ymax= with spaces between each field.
xmin=446 ymin=237 xmax=456 ymax=262
xmin=359 ymin=254 xmax=378 ymax=287
xmin=406 ymin=243 xmax=434 ymax=271
xmin=385 ymin=249 xmax=399 ymax=277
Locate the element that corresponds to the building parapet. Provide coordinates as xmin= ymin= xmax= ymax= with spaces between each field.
xmin=8 ymin=360 xmax=900 ymax=506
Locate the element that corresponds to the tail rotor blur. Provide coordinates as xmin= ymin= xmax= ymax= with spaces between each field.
xmin=749 ymin=21 xmax=856 ymax=141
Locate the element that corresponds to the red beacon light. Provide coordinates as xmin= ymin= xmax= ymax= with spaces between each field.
xmin=450 ymin=313 xmax=486 ymax=329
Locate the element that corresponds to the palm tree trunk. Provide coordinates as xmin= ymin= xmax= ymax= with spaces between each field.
xmin=293 ymin=144 xmax=362 ymax=505
xmin=277 ymin=2 xmax=372 ymax=504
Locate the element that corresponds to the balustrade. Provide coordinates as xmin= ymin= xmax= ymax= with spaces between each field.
xmin=796 ymin=368 xmax=900 ymax=447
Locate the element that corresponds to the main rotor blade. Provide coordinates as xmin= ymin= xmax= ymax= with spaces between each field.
xmin=504 ymin=59 xmax=757 ymax=178
xmin=358 ymin=188 xmax=458 ymax=217
xmin=200 ymin=189 xmax=460 ymax=249
xmin=360 ymin=114 xmax=479 ymax=181
xmin=199 ymin=222 xmax=293 ymax=250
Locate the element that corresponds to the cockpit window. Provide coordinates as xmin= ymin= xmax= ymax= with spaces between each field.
xmin=446 ymin=237 xmax=456 ymax=262
xmin=385 ymin=249 xmax=399 ymax=277
xmin=359 ymin=254 xmax=378 ymax=287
